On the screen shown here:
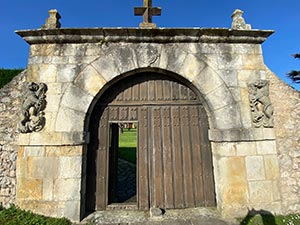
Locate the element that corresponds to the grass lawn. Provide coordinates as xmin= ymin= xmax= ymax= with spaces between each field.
xmin=0 ymin=205 xmax=71 ymax=225
xmin=118 ymin=128 xmax=137 ymax=164
xmin=239 ymin=213 xmax=300 ymax=225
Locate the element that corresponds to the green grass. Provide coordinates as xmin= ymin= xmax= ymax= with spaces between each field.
xmin=118 ymin=128 xmax=137 ymax=164
xmin=239 ymin=213 xmax=300 ymax=225
xmin=0 ymin=205 xmax=71 ymax=225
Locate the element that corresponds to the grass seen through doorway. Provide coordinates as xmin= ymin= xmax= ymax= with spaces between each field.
xmin=118 ymin=127 xmax=137 ymax=164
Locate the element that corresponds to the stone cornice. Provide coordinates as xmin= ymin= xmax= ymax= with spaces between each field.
xmin=15 ymin=27 xmax=274 ymax=45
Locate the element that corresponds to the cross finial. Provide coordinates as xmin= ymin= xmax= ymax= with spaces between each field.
xmin=134 ymin=0 xmax=162 ymax=28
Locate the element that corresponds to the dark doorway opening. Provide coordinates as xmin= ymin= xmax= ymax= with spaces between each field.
xmin=108 ymin=122 xmax=137 ymax=205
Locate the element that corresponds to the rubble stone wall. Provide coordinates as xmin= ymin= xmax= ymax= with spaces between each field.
xmin=267 ymin=69 xmax=300 ymax=214
xmin=0 ymin=71 xmax=26 ymax=206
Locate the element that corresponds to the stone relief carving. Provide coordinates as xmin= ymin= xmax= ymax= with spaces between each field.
xmin=136 ymin=44 xmax=159 ymax=66
xmin=19 ymin=82 xmax=48 ymax=133
xmin=248 ymin=79 xmax=274 ymax=128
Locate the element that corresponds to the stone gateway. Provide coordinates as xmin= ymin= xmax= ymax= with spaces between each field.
xmin=1 ymin=8 xmax=300 ymax=223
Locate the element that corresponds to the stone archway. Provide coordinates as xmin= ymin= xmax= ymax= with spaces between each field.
xmin=85 ymin=71 xmax=216 ymax=212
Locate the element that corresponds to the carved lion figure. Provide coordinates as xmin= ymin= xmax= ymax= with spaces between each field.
xmin=19 ymin=82 xmax=47 ymax=133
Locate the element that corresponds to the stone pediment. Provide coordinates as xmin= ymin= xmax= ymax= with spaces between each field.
xmin=16 ymin=27 xmax=273 ymax=44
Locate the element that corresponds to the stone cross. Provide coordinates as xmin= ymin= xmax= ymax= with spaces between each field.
xmin=134 ymin=0 xmax=162 ymax=28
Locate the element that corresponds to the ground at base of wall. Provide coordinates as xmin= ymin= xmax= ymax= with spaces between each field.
xmin=74 ymin=208 xmax=238 ymax=225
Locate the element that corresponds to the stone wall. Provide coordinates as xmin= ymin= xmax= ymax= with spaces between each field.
xmin=267 ymin=69 xmax=300 ymax=214
xmin=0 ymin=71 xmax=25 ymax=206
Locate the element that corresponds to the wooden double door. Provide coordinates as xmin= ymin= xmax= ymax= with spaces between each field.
xmin=86 ymin=72 xmax=216 ymax=211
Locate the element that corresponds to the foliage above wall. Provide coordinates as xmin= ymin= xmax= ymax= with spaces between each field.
xmin=0 ymin=69 xmax=23 ymax=89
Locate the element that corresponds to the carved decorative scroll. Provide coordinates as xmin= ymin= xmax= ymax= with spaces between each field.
xmin=19 ymin=82 xmax=48 ymax=133
xmin=248 ymin=79 xmax=274 ymax=128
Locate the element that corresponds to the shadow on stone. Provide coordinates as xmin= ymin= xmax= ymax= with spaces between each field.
xmin=240 ymin=208 xmax=276 ymax=225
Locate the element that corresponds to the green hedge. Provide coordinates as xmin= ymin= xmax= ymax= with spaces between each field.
xmin=0 ymin=69 xmax=23 ymax=89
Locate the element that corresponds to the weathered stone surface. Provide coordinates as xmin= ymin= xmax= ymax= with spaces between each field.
xmin=267 ymin=69 xmax=300 ymax=214
xmin=248 ymin=180 xmax=273 ymax=203
xmin=245 ymin=156 xmax=265 ymax=181
xmin=0 ymin=71 xmax=25 ymax=206
xmin=74 ymin=65 xmax=107 ymax=96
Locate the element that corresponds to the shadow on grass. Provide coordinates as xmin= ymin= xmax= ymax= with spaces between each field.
xmin=240 ymin=208 xmax=276 ymax=225
xmin=118 ymin=147 xmax=136 ymax=164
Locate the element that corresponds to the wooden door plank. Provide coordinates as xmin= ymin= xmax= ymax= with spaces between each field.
xmin=190 ymin=105 xmax=205 ymax=206
xmin=199 ymin=108 xmax=216 ymax=206
xmin=171 ymin=106 xmax=184 ymax=208
xmin=138 ymin=107 xmax=150 ymax=210
xmin=180 ymin=106 xmax=194 ymax=207
xmin=151 ymin=107 xmax=164 ymax=207
xmin=162 ymin=106 xmax=174 ymax=208
xmin=96 ymin=108 xmax=109 ymax=210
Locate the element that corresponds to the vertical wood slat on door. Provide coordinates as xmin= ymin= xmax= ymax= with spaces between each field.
xmin=162 ymin=107 xmax=174 ymax=208
xmin=96 ymin=108 xmax=109 ymax=210
xmin=180 ymin=106 xmax=194 ymax=207
xmin=199 ymin=107 xmax=216 ymax=206
xmin=190 ymin=106 xmax=205 ymax=206
xmin=138 ymin=107 xmax=149 ymax=210
xmin=171 ymin=106 xmax=184 ymax=208
xmin=151 ymin=107 xmax=164 ymax=207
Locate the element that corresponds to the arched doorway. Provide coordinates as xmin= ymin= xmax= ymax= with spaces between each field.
xmin=86 ymin=72 xmax=216 ymax=212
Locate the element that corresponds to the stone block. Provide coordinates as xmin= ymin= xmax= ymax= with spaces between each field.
xmin=179 ymin=53 xmax=206 ymax=82
xmin=26 ymin=64 xmax=40 ymax=81
xmin=53 ymin=178 xmax=81 ymax=201
xmin=264 ymin=155 xmax=280 ymax=180
xmin=217 ymin=157 xmax=248 ymax=205
xmin=206 ymin=84 xmax=235 ymax=111
xmin=43 ymin=178 xmax=54 ymax=201
xmin=211 ymin=142 xmax=237 ymax=157
xmin=262 ymin=128 xmax=275 ymax=140
xmin=113 ymin=46 xmax=137 ymax=72
xmin=45 ymin=95 xmax=61 ymax=112
xmin=245 ymin=155 xmax=265 ymax=181
xmin=39 ymin=64 xmax=57 ymax=83
xmin=55 ymin=107 xmax=85 ymax=132
xmin=27 ymin=156 xmax=59 ymax=179
xmin=45 ymin=146 xmax=83 ymax=157
xmin=23 ymin=146 xmax=45 ymax=157
xmin=56 ymin=64 xmax=79 ymax=83
xmin=18 ymin=134 xmax=30 ymax=145
xmin=63 ymin=200 xmax=81 ymax=222
xmin=74 ymin=65 xmax=107 ymax=96
xmin=92 ymin=54 xmax=120 ymax=82
xmin=47 ymin=83 xmax=63 ymax=94
xmin=237 ymin=70 xmax=260 ymax=88
xmin=60 ymin=85 xmax=93 ymax=113
xmin=193 ymin=66 xmax=223 ymax=96
xmin=256 ymin=141 xmax=277 ymax=155
xmin=61 ymin=132 xmax=86 ymax=145
xmin=242 ymin=54 xmax=265 ymax=70
xmin=59 ymin=156 xmax=82 ymax=178
xmin=29 ymin=132 xmax=62 ymax=145
xmin=236 ymin=142 xmax=257 ymax=156
xmin=218 ymin=53 xmax=243 ymax=71
xmin=213 ymin=105 xmax=242 ymax=130
xmin=17 ymin=178 xmax=43 ymax=200
xmin=248 ymin=180 xmax=273 ymax=204
xmin=165 ymin=45 xmax=188 ymax=74
xmin=17 ymin=200 xmax=65 ymax=219
xmin=233 ymin=44 xmax=256 ymax=54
